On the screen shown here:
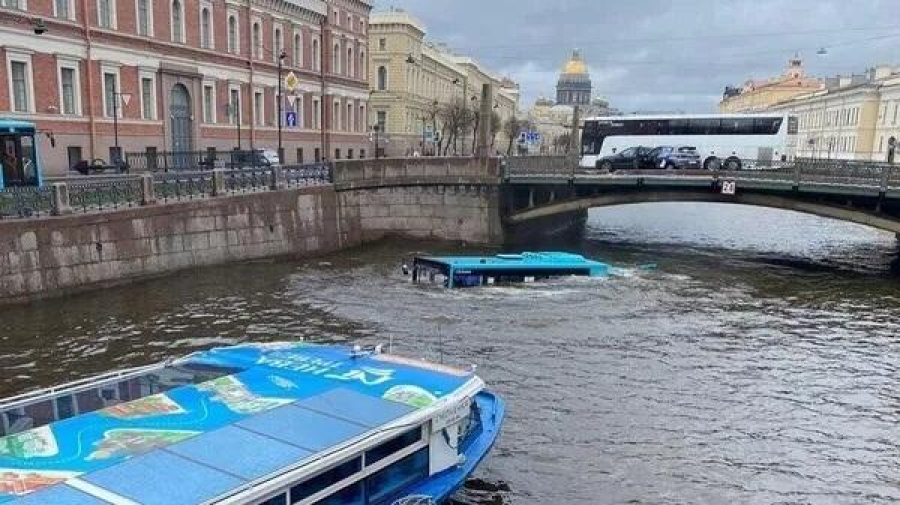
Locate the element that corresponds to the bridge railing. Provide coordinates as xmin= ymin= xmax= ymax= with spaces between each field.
xmin=505 ymin=156 xmax=900 ymax=189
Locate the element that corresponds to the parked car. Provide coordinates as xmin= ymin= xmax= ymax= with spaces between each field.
xmin=230 ymin=149 xmax=280 ymax=168
xmin=643 ymin=146 xmax=702 ymax=170
xmin=71 ymin=158 xmax=129 ymax=175
xmin=596 ymin=146 xmax=654 ymax=172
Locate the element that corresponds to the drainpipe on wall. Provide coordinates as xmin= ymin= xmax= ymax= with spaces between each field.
xmin=81 ymin=0 xmax=96 ymax=160
xmin=320 ymin=15 xmax=328 ymax=161
xmin=247 ymin=0 xmax=255 ymax=151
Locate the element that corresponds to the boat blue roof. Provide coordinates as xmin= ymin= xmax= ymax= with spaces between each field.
xmin=0 ymin=119 xmax=36 ymax=132
xmin=417 ymin=252 xmax=609 ymax=273
xmin=0 ymin=343 xmax=476 ymax=504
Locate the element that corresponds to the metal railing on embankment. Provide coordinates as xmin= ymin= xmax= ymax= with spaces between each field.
xmin=0 ymin=163 xmax=332 ymax=220
xmin=124 ymin=149 xmax=276 ymax=172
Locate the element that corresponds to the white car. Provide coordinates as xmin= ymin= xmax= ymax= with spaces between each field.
xmin=259 ymin=149 xmax=281 ymax=166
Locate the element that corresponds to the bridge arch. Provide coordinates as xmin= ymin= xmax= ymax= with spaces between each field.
xmin=507 ymin=191 xmax=900 ymax=234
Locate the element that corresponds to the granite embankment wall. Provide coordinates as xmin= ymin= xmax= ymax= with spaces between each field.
xmin=0 ymin=158 xmax=502 ymax=305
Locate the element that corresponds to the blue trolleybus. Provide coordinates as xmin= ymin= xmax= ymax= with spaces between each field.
xmin=0 ymin=119 xmax=42 ymax=189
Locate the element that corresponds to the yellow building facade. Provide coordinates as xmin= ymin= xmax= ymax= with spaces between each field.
xmin=719 ymin=57 xmax=823 ymax=113
xmin=368 ymin=10 xmax=519 ymax=156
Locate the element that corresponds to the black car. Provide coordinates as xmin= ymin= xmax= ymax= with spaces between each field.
xmin=641 ymin=146 xmax=702 ymax=170
xmin=596 ymin=146 xmax=653 ymax=172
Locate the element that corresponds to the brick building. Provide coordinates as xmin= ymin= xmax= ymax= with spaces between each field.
xmin=0 ymin=0 xmax=372 ymax=176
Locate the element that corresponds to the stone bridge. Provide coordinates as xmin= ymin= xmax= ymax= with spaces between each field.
xmin=504 ymin=156 xmax=900 ymax=234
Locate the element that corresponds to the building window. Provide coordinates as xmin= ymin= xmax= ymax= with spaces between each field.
xmin=252 ymin=21 xmax=262 ymax=59
xmin=102 ymin=70 xmax=119 ymax=118
xmin=333 ymin=101 xmax=340 ymax=130
xmin=136 ymin=0 xmax=151 ymax=35
xmin=274 ymin=26 xmax=283 ymax=62
xmin=312 ymin=98 xmax=320 ymax=130
xmin=296 ymin=148 xmax=303 ymax=163
xmin=347 ymin=47 xmax=354 ymax=78
xmin=140 ymin=75 xmax=155 ymax=120
xmin=200 ymin=6 xmax=212 ymax=49
xmin=376 ymin=110 xmax=386 ymax=132
xmin=333 ymin=43 xmax=340 ymax=74
xmin=377 ymin=66 xmax=387 ymax=91
xmin=202 ymin=83 xmax=215 ymax=123
xmin=293 ymin=32 xmax=302 ymax=67
xmin=7 ymin=54 xmax=34 ymax=113
xmin=58 ymin=62 xmax=81 ymax=116
xmin=360 ymin=149 xmax=365 ymax=159
xmin=0 ymin=0 xmax=25 ymax=10
xmin=312 ymin=38 xmax=320 ymax=71
xmin=229 ymin=87 xmax=241 ymax=124
xmin=294 ymin=96 xmax=303 ymax=128
xmin=227 ymin=14 xmax=239 ymax=54
xmin=347 ymin=103 xmax=353 ymax=132
xmin=55 ymin=0 xmax=75 ymax=20
xmin=335 ymin=148 xmax=340 ymax=160
xmin=359 ymin=104 xmax=365 ymax=132
xmin=97 ymin=0 xmax=115 ymax=29
xmin=378 ymin=38 xmax=386 ymax=51
xmin=254 ymin=90 xmax=264 ymax=126
xmin=171 ymin=0 xmax=184 ymax=43
xmin=359 ymin=50 xmax=365 ymax=80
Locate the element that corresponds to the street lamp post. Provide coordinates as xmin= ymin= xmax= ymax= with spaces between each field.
xmin=277 ymin=50 xmax=287 ymax=164
xmin=111 ymin=85 xmax=132 ymax=166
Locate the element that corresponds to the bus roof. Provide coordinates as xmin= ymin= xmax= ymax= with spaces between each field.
xmin=583 ymin=113 xmax=788 ymax=122
xmin=0 ymin=119 xmax=37 ymax=133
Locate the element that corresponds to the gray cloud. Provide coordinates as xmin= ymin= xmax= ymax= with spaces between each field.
xmin=373 ymin=0 xmax=900 ymax=113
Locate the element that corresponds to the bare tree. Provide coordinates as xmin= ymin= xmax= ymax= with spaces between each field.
xmin=502 ymin=116 xmax=530 ymax=156
xmin=439 ymin=98 xmax=475 ymax=156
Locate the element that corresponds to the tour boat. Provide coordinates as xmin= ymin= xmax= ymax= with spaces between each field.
xmin=0 ymin=343 xmax=504 ymax=505
xmin=410 ymin=251 xmax=610 ymax=288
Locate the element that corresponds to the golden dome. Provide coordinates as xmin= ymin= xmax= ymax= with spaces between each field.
xmin=562 ymin=50 xmax=588 ymax=75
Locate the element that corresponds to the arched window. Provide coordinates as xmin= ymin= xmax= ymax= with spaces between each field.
xmin=293 ymin=33 xmax=302 ymax=67
xmin=377 ymin=66 xmax=387 ymax=91
xmin=274 ymin=28 xmax=282 ymax=62
xmin=200 ymin=7 xmax=211 ymax=48
xmin=347 ymin=47 xmax=354 ymax=78
xmin=227 ymin=15 xmax=238 ymax=53
xmin=312 ymin=38 xmax=320 ymax=71
xmin=252 ymin=22 xmax=261 ymax=59
xmin=360 ymin=50 xmax=366 ymax=79
xmin=171 ymin=0 xmax=184 ymax=43
xmin=333 ymin=43 xmax=340 ymax=74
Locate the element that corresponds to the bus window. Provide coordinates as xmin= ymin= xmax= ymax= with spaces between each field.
xmin=753 ymin=118 xmax=782 ymax=135
xmin=688 ymin=119 xmax=720 ymax=135
xmin=20 ymin=134 xmax=37 ymax=185
xmin=720 ymin=118 xmax=754 ymax=135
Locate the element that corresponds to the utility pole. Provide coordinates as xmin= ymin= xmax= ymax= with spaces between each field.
xmin=277 ymin=50 xmax=287 ymax=164
xmin=476 ymin=83 xmax=492 ymax=160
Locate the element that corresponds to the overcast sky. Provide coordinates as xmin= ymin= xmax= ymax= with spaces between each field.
xmin=372 ymin=0 xmax=900 ymax=114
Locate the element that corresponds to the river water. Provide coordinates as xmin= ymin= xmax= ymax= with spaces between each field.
xmin=2 ymin=203 xmax=900 ymax=505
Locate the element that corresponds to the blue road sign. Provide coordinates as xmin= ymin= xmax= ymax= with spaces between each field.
xmin=285 ymin=111 xmax=297 ymax=128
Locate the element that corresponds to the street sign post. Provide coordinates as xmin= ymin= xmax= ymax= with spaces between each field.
xmin=285 ymin=111 xmax=297 ymax=128
xmin=424 ymin=125 xmax=435 ymax=143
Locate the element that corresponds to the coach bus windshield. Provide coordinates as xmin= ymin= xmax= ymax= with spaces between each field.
xmin=0 ymin=133 xmax=38 ymax=187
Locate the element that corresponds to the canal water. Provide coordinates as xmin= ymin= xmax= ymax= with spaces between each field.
xmin=2 ymin=203 xmax=900 ymax=505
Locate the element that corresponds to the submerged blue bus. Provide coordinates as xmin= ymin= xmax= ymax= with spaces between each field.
xmin=0 ymin=119 xmax=42 ymax=189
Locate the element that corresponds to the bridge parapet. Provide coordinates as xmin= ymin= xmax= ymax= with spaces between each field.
xmin=332 ymin=157 xmax=501 ymax=191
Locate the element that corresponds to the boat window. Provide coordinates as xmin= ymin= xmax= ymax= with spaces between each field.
xmin=365 ymin=448 xmax=429 ymax=505
xmin=311 ymin=481 xmax=363 ymax=505
xmin=258 ymin=493 xmax=287 ymax=505
xmin=0 ymin=362 xmax=245 ymax=437
xmin=364 ymin=427 xmax=423 ymax=466
xmin=290 ymin=457 xmax=362 ymax=503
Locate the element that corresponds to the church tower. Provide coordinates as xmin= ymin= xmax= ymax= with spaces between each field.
xmin=556 ymin=49 xmax=592 ymax=106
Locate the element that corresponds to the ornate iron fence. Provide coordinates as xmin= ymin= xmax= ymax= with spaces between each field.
xmin=225 ymin=167 xmax=273 ymax=193
xmin=154 ymin=171 xmax=215 ymax=202
xmin=0 ymin=186 xmax=53 ymax=219
xmin=126 ymin=149 xmax=274 ymax=172
xmin=68 ymin=179 xmax=143 ymax=213
xmin=284 ymin=163 xmax=332 ymax=187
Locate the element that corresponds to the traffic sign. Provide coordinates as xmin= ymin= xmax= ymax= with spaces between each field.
xmin=285 ymin=111 xmax=297 ymax=128
xmin=424 ymin=125 xmax=435 ymax=142
xmin=284 ymin=72 xmax=299 ymax=93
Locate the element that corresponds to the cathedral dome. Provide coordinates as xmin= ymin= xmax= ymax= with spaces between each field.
xmin=561 ymin=49 xmax=589 ymax=76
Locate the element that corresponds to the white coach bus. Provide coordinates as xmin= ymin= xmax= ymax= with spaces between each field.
xmin=580 ymin=114 xmax=799 ymax=170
